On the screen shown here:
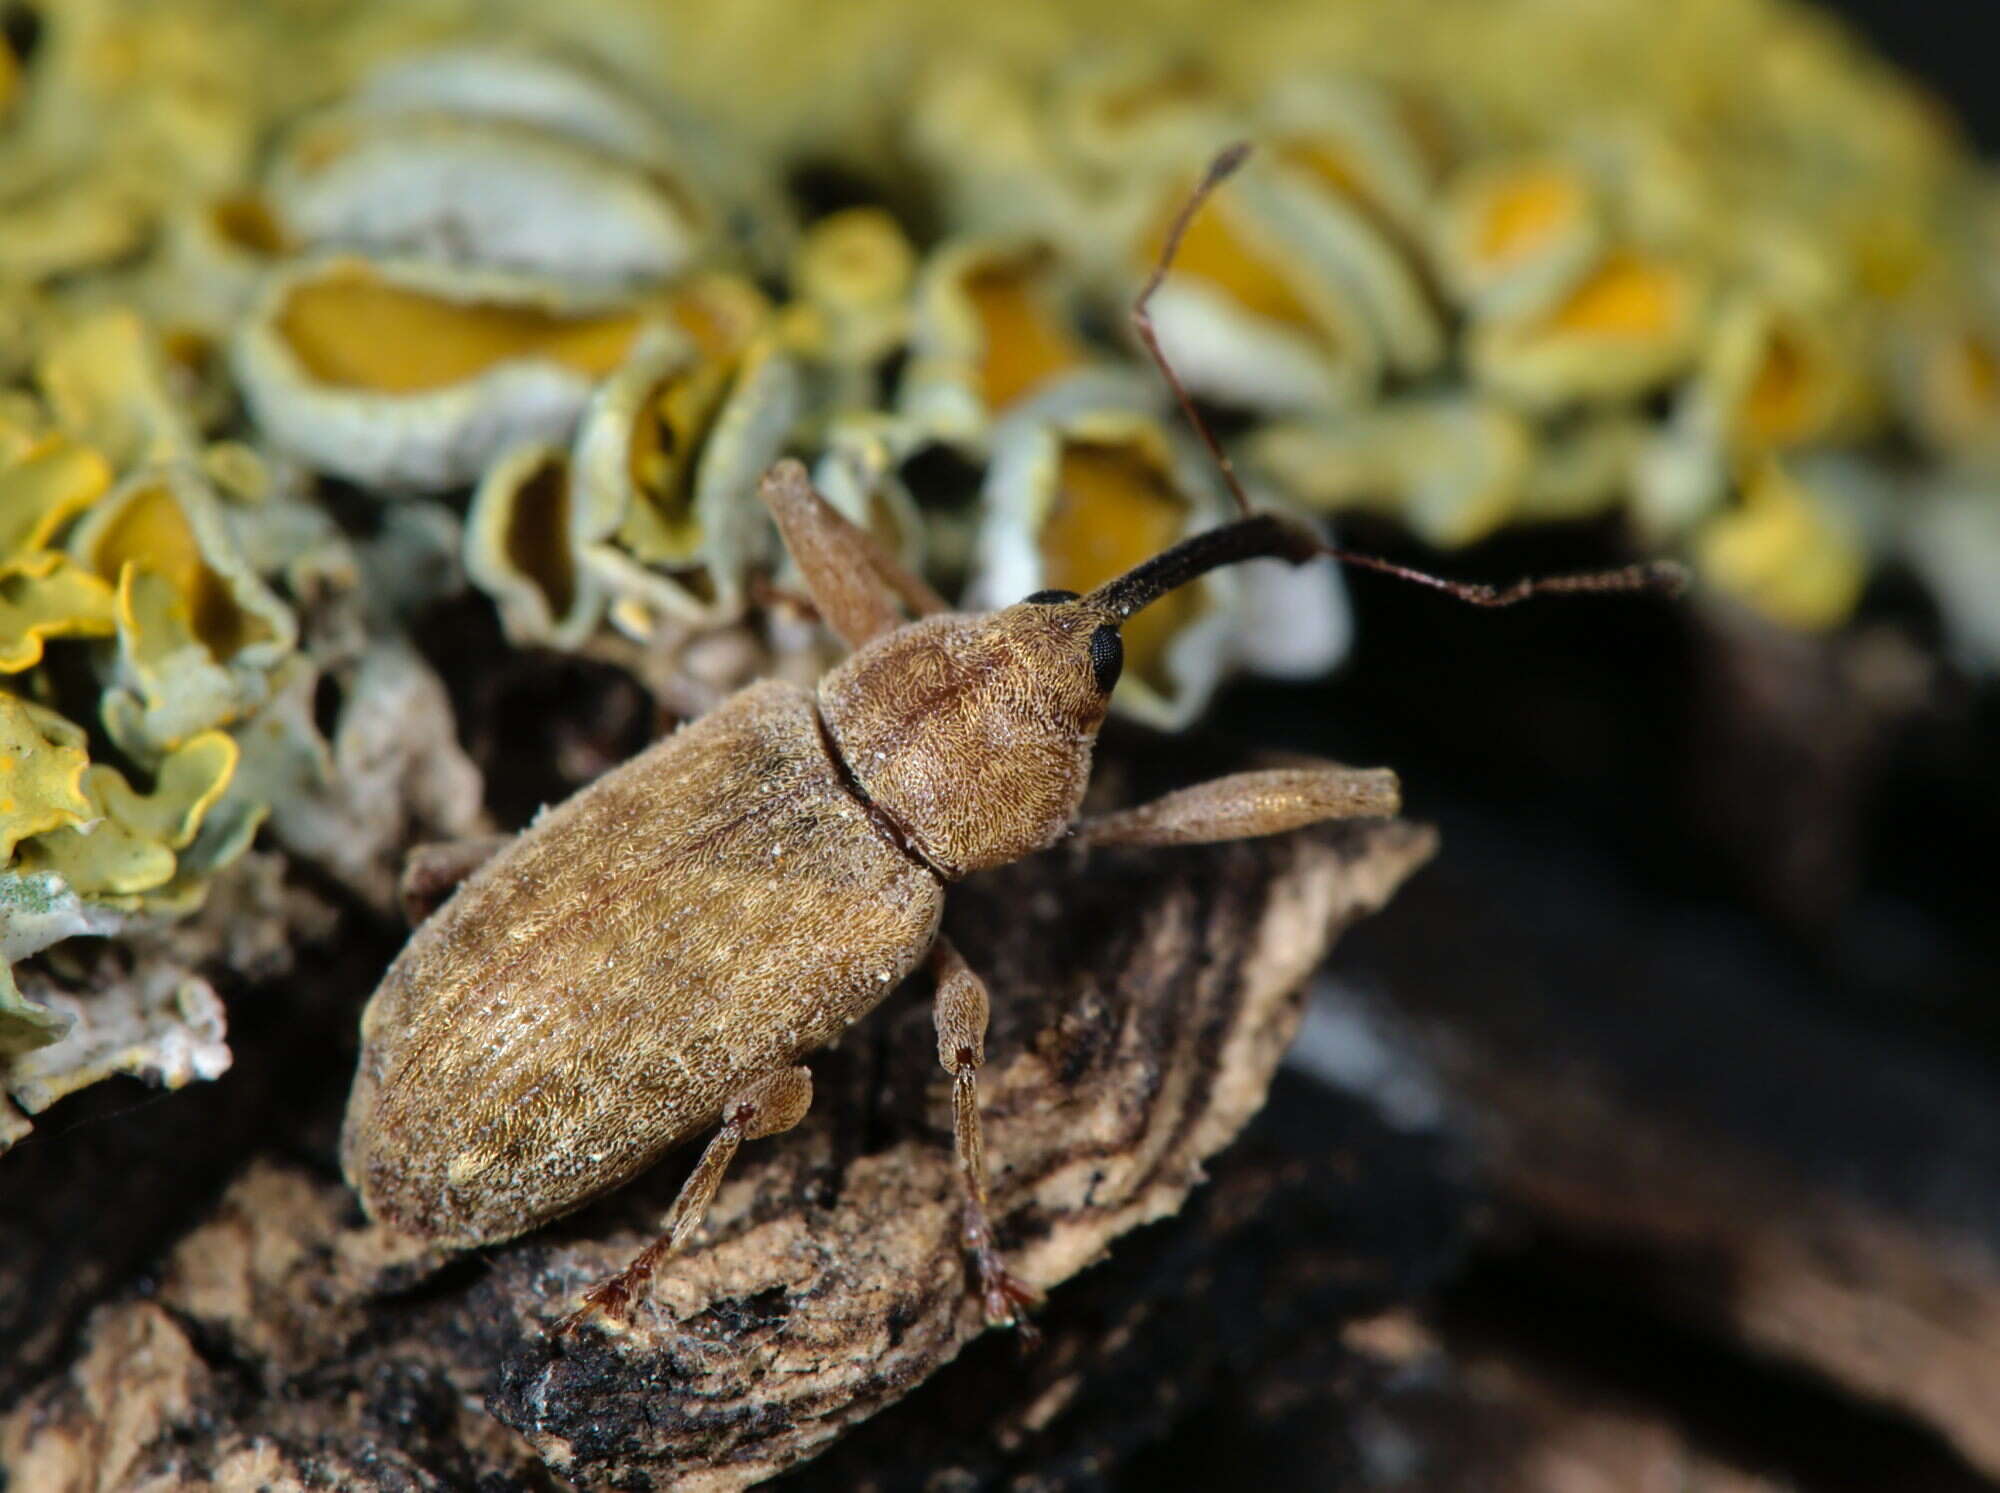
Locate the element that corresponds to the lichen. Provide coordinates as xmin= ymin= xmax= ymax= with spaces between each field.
xmin=0 ymin=0 xmax=1995 ymax=1146
xmin=0 ymin=176 xmax=483 ymax=1144
xmin=6 ymin=956 xmax=232 ymax=1115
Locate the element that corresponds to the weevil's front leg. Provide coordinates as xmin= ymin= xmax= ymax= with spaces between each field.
xmin=931 ymin=936 xmax=1042 ymax=1331
xmin=399 ymin=834 xmax=514 ymax=924
xmin=1070 ymin=764 xmax=1400 ymax=849
xmin=556 ymin=1065 xmax=813 ymax=1334
xmin=759 ymin=458 xmax=948 ymax=648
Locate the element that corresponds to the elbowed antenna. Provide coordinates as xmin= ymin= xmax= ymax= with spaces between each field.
xmin=1086 ymin=512 xmax=1687 ymax=620
xmin=1088 ymin=514 xmax=1320 ymax=619
xmin=1123 ymin=143 xmax=1691 ymax=618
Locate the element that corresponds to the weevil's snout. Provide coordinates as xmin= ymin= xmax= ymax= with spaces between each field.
xmin=817 ymin=596 xmax=1124 ymax=877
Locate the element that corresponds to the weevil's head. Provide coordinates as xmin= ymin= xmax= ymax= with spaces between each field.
xmin=817 ymin=515 xmax=1322 ymax=876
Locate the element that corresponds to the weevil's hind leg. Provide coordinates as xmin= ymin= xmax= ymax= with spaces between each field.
xmin=1070 ymin=764 xmax=1400 ymax=849
xmin=555 ymin=1065 xmax=813 ymax=1335
xmin=399 ymin=835 xmax=514 ymax=924
xmin=931 ymin=936 xmax=1042 ymax=1333
xmin=758 ymin=458 xmax=948 ymax=649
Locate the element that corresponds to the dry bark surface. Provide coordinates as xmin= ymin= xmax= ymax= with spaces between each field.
xmin=1336 ymin=844 xmax=2000 ymax=1487
xmin=1 ymin=809 xmax=1435 ymax=1491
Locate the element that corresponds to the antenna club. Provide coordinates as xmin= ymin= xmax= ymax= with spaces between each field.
xmin=1206 ymin=139 xmax=1254 ymax=184
xmin=1646 ymin=560 xmax=1693 ymax=598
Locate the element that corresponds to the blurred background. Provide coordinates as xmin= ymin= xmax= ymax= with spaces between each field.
xmin=1 ymin=0 xmax=1996 ymax=1487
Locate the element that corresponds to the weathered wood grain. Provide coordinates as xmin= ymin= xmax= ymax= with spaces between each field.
xmin=1 ymin=809 xmax=1433 ymax=1491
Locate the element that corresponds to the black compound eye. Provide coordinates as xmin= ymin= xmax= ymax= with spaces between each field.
xmin=1023 ymin=588 xmax=1080 ymax=605
xmin=1088 ymin=624 xmax=1124 ymax=694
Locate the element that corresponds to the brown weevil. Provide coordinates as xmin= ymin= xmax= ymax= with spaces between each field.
xmin=340 ymin=145 xmax=1682 ymax=1334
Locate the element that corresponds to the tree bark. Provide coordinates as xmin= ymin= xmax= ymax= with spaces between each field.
xmin=2 ymin=806 xmax=1435 ymax=1491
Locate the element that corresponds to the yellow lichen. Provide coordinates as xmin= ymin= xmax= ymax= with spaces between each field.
xmin=0 ymin=436 xmax=115 ymax=558
xmin=1042 ymin=439 xmax=1201 ymax=691
xmin=0 ymin=695 xmax=93 ymax=861
xmin=208 ymin=191 xmax=293 ymax=257
xmin=1913 ymin=330 xmax=2000 ymax=456
xmin=0 ymin=552 xmax=118 ymax=673
xmin=1140 ymin=186 xmax=1320 ymax=334
xmin=1250 ymin=399 xmax=1535 ymax=548
xmin=467 ymin=443 xmax=595 ymax=646
xmin=104 ymin=567 xmax=244 ymax=750
xmin=620 ymin=360 xmax=736 ymax=563
xmin=90 ymin=732 xmax=238 ymax=852
xmin=1279 ymin=139 xmax=1376 ymax=215
xmin=1471 ymin=246 xmax=1704 ymax=405
xmin=273 ymin=264 xmax=650 ymax=394
xmin=38 ymin=311 xmax=197 ymax=468
xmin=795 ymin=210 xmax=918 ymax=318
xmin=75 ymin=479 xmax=274 ymax=660
xmin=667 ymin=273 xmax=772 ymax=364
xmin=16 ymin=733 xmax=234 ymax=899
xmin=1730 ymin=312 xmax=1854 ymax=451
xmin=1696 ymin=460 xmax=1867 ymax=630
xmin=1741 ymin=327 xmax=1817 ymax=445
xmin=17 ymin=805 xmax=175 ymax=900
xmin=966 ymin=256 xmax=1087 ymax=412
xmin=1472 ymin=168 xmax=1590 ymax=271
xmin=505 ymin=457 xmax=579 ymax=624
xmin=1544 ymin=251 xmax=1689 ymax=341
xmin=1 ymin=962 xmax=74 ymax=1059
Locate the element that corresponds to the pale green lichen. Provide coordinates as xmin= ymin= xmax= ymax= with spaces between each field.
xmin=0 ymin=551 xmax=118 ymax=672
xmin=0 ymin=338 xmax=471 ymax=1145
xmin=0 ymin=693 xmax=93 ymax=861
xmin=0 ymin=434 xmax=113 ymax=556
xmin=5 ymin=957 xmax=231 ymax=1116
xmin=74 ymin=467 xmax=298 ymax=757
xmin=0 ymin=425 xmax=481 ymax=1138
xmin=0 ymin=869 xmax=125 ymax=1057
xmin=0 ymin=3 xmax=511 ymax=1148
xmin=0 ymin=968 xmax=71 ymax=1064
xmin=39 ymin=309 xmax=202 ymax=469
xmin=0 ymin=0 xmax=1996 ymax=1151
xmin=15 ymin=732 xmax=238 ymax=898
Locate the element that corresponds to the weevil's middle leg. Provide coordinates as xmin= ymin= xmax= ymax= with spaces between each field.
xmin=931 ymin=936 xmax=1042 ymax=1332
xmin=555 ymin=1065 xmax=813 ymax=1335
xmin=1070 ymin=764 xmax=1400 ymax=850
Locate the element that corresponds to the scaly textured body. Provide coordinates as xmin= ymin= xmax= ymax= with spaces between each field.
xmin=341 ymin=680 xmax=943 ymax=1246
xmin=341 ymin=458 xmax=1416 ymax=1334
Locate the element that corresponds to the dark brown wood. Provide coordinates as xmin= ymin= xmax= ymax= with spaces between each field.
xmin=1335 ymin=840 xmax=2000 ymax=1484
xmin=0 ymin=809 xmax=1434 ymax=1490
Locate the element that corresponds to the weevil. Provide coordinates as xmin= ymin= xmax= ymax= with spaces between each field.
xmin=340 ymin=145 xmax=1681 ymax=1334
